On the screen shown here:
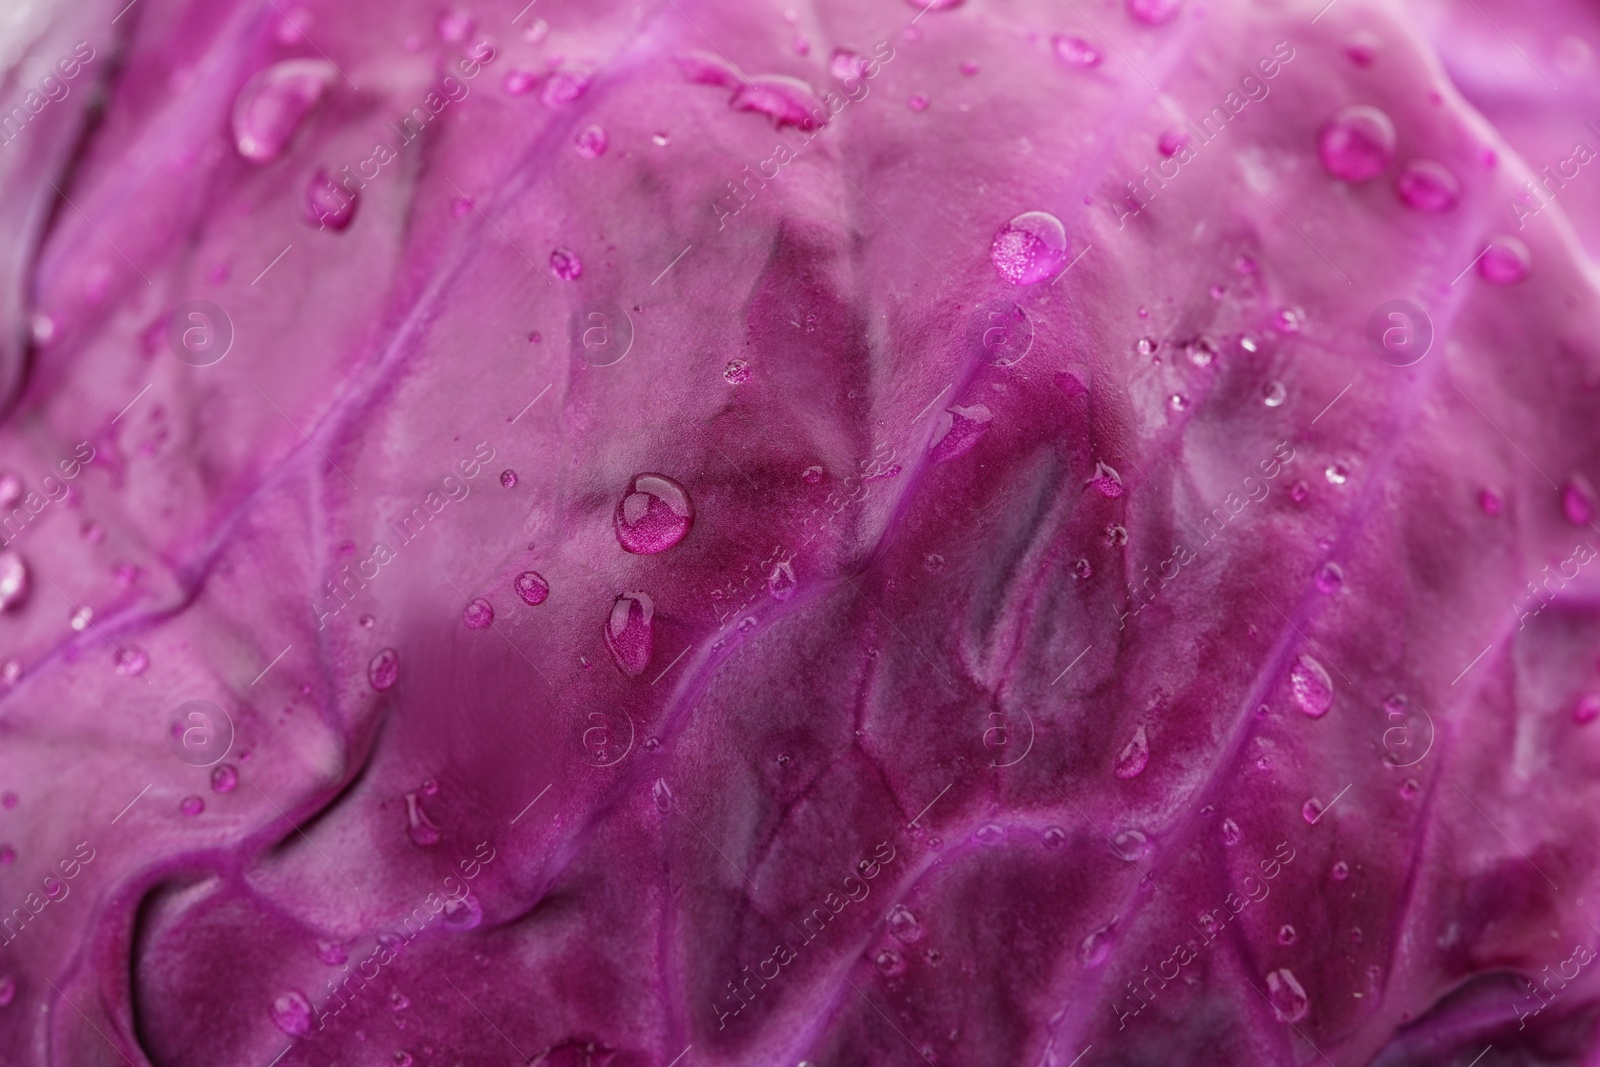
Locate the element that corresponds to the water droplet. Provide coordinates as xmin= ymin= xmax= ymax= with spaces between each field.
xmin=1185 ymin=337 xmax=1216 ymax=367
xmin=723 ymin=358 xmax=751 ymax=384
xmin=1563 ymin=477 xmax=1594 ymax=525
xmin=1576 ymin=693 xmax=1600 ymax=725
xmin=1042 ymin=826 xmax=1066 ymax=848
xmin=990 ymin=211 xmax=1068 ymax=285
xmin=0 ymin=552 xmax=28 ymax=611
xmin=1315 ymin=562 xmax=1343 ymax=594
xmin=387 ymin=990 xmax=410 ymax=1011
xmin=1262 ymin=381 xmax=1287 ymax=407
xmin=500 ymin=469 xmax=518 ymax=488
xmin=232 ymin=61 xmax=335 ymax=163
xmin=69 ymin=606 xmax=93 ymax=631
xmin=1396 ymin=160 xmax=1459 ymax=212
xmin=441 ymin=893 xmax=484 ymax=931
xmin=615 ymin=474 xmax=694 ymax=554
xmin=1318 ymin=104 xmax=1396 ymax=182
xmin=925 ymin=836 xmax=941 ymax=850
xmin=974 ymin=823 xmax=1005 ymax=845
xmin=0 ymin=475 xmax=19 ymax=508
xmin=1073 ymin=558 xmax=1093 ymax=580
xmin=1052 ymin=35 xmax=1102 ymax=67
xmin=304 ymin=168 xmax=357 ymax=231
xmin=394 ymin=1051 xmax=415 ymax=1067
xmin=114 ymin=646 xmax=148 ymax=676
xmin=1239 ymin=335 xmax=1260 ymax=354
xmin=644 ymin=737 xmax=661 ymax=752
xmin=1278 ymin=924 xmax=1297 ymax=945
xmin=1112 ymin=828 xmax=1151 ymax=861
xmin=802 ymin=465 xmax=824 ymax=484
xmin=651 ymin=132 xmax=670 ymax=146
xmin=1158 ymin=126 xmax=1189 ymax=157
xmin=907 ymin=92 xmax=930 ymax=111
xmin=80 ymin=521 xmax=104 ymax=544
xmin=1398 ymin=777 xmax=1421 ymax=799
xmin=1087 ymin=460 xmax=1123 ymax=498
xmin=1079 ymin=921 xmax=1116 ymax=968
xmin=1168 ymin=393 xmax=1188 ymax=412
xmin=404 ymin=791 xmax=441 ymax=846
xmin=1127 ymin=0 xmax=1182 ymax=24
xmin=542 ymin=68 xmax=592 ymax=107
xmin=368 ymin=648 xmax=399 ymax=690
xmin=1325 ymin=462 xmax=1349 ymax=484
xmin=1288 ymin=480 xmax=1310 ymax=503
xmin=502 ymin=69 xmax=538 ymax=96
xmin=1478 ymin=234 xmax=1531 ymax=284
xmin=829 ymin=48 xmax=864 ymax=80
xmin=1114 ymin=725 xmax=1149 ymax=779
xmin=1220 ymin=818 xmax=1242 ymax=846
xmin=270 ymin=990 xmax=315 ymax=1036
xmin=1265 ymin=968 xmax=1309 ymax=1023
xmin=523 ymin=17 xmax=549 ymax=42
xmin=1329 ymin=862 xmax=1351 ymax=886
xmin=775 ymin=753 xmax=791 ymax=767
xmin=874 ymin=948 xmax=908 ymax=977
xmin=605 ymin=592 xmax=655 ymax=677
xmin=1479 ymin=488 xmax=1503 ymax=516
xmin=1274 ymin=307 xmax=1305 ymax=334
xmin=573 ymin=124 xmax=610 ymax=158
xmin=652 ymin=777 xmax=673 ymax=812
xmin=549 ymin=248 xmax=583 ymax=280
xmin=462 ymin=598 xmax=494 ymax=630
xmin=179 ymin=795 xmax=204 ymax=817
xmin=930 ymin=404 xmax=993 ymax=463
xmin=887 ymin=904 xmax=924 ymax=943
xmin=1301 ymin=798 xmax=1324 ymax=824
xmin=1289 ymin=654 xmax=1334 ymax=718
xmin=210 ymin=764 xmax=238 ymax=793
xmin=767 ymin=558 xmax=798 ymax=601
xmin=1135 ymin=336 xmax=1157 ymax=356
xmin=1105 ymin=523 xmax=1128 ymax=547
xmin=514 ymin=571 xmax=550 ymax=606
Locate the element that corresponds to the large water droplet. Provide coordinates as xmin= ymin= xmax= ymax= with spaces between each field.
xmin=887 ymin=904 xmax=924 ymax=943
xmin=615 ymin=474 xmax=694 ymax=554
xmin=990 ymin=211 xmax=1068 ymax=285
xmin=605 ymin=592 xmax=655 ymax=677
xmin=930 ymin=404 xmax=993 ymax=463
xmin=1052 ymin=35 xmax=1102 ymax=67
xmin=1396 ymin=160 xmax=1459 ymax=212
xmin=0 ymin=551 xmax=28 ymax=611
xmin=368 ymin=647 xmax=399 ymax=690
xmin=404 ymin=791 xmax=441 ymax=846
xmin=1127 ymin=0 xmax=1182 ymax=24
xmin=1265 ymin=968 xmax=1309 ymax=1023
xmin=270 ymin=990 xmax=315 ymax=1036
xmin=1079 ymin=921 xmax=1116 ymax=968
xmin=1114 ymin=725 xmax=1149 ymax=779
xmin=514 ymin=571 xmax=549 ymax=606
xmin=232 ymin=61 xmax=336 ymax=163
xmin=1478 ymin=235 xmax=1531 ymax=284
xmin=1289 ymin=654 xmax=1334 ymax=718
xmin=1318 ymin=105 xmax=1395 ymax=182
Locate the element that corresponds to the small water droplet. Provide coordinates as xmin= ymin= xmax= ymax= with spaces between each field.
xmin=232 ymin=61 xmax=335 ymax=163
xmin=549 ymin=248 xmax=583 ymax=281
xmin=1127 ymin=0 xmax=1182 ymax=24
xmin=1052 ymin=34 xmax=1102 ymax=67
xmin=606 ymin=592 xmax=655 ymax=677
xmin=369 ymin=648 xmax=399 ymax=690
xmin=1398 ymin=777 xmax=1421 ymax=799
xmin=304 ymin=168 xmax=357 ymax=230
xmin=1318 ymin=104 xmax=1396 ymax=182
xmin=523 ymin=16 xmax=549 ymax=42
xmin=1478 ymin=234 xmax=1531 ymax=284
xmin=574 ymin=124 xmax=609 ymax=158
xmin=1185 ymin=337 xmax=1216 ymax=367
xmin=925 ymin=835 xmax=942 ymax=850
xmin=1290 ymin=654 xmax=1334 ymax=718
xmin=114 ymin=646 xmax=148 ymax=676
xmin=1114 ymin=725 xmax=1149 ymax=779
xmin=499 ymin=469 xmax=518 ymax=489
xmin=1331 ymin=860 xmax=1349 ymax=880
xmin=974 ymin=823 xmax=1005 ymax=845
xmin=652 ymin=777 xmax=673 ymax=812
xmin=802 ymin=465 xmax=824 ymax=485
xmin=389 ymin=990 xmax=410 ymax=1011
xmin=1301 ymin=798 xmax=1324 ymax=824
xmin=651 ymin=131 xmax=670 ymax=146
xmin=270 ymin=990 xmax=315 ymax=1036
xmin=1288 ymin=480 xmax=1310 ymax=503
xmin=723 ymin=358 xmax=751 ymax=384
xmin=615 ymin=474 xmax=694 ymax=553
xmin=404 ymin=791 xmax=441 ymax=846
xmin=210 ymin=764 xmax=238 ymax=793
xmin=542 ymin=68 xmax=592 ymax=107
xmin=502 ymin=69 xmax=538 ymax=96
xmin=767 ymin=558 xmax=798 ymax=601
xmin=1266 ymin=968 xmax=1309 ymax=1023
xmin=1042 ymin=826 xmax=1066 ymax=848
xmin=514 ymin=571 xmax=549 ymax=606
xmin=1135 ymin=336 xmax=1157 ymax=356
xmin=1079 ymin=921 xmax=1116 ymax=967
xmin=394 ymin=1051 xmax=415 ymax=1067
xmin=1073 ymin=558 xmax=1093 ymax=580
xmin=644 ymin=737 xmax=661 ymax=752
xmin=1274 ymin=306 xmax=1305 ymax=334
xmin=462 ymin=598 xmax=494 ymax=630
xmin=1277 ymin=923 xmax=1297 ymax=945
xmin=1220 ymin=818 xmax=1242 ymax=846
xmin=887 ymin=904 xmax=924 ymax=942
xmin=1262 ymin=380 xmax=1287 ymax=407
xmin=1315 ymin=562 xmax=1343 ymax=594
xmin=1396 ymin=160 xmax=1459 ymax=212
xmin=874 ymin=948 xmax=908 ymax=977
xmin=1168 ymin=393 xmax=1188 ymax=412
xmin=1239 ymin=335 xmax=1261 ymax=354
xmin=179 ymin=795 xmax=204 ymax=817
xmin=1111 ymin=828 xmax=1151 ymax=861
xmin=69 ymin=605 xmax=93 ymax=631
xmin=441 ymin=893 xmax=483 ymax=931
xmin=1157 ymin=127 xmax=1190 ymax=158
xmin=1105 ymin=523 xmax=1128 ymax=547
xmin=990 ymin=211 xmax=1068 ymax=285
xmin=907 ymin=92 xmax=930 ymax=111
xmin=960 ymin=59 xmax=979 ymax=75
xmin=0 ymin=552 xmax=28 ymax=611
xmin=1325 ymin=462 xmax=1349 ymax=485
xmin=1479 ymin=488 xmax=1503 ymax=516
xmin=359 ymin=613 xmax=375 ymax=628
